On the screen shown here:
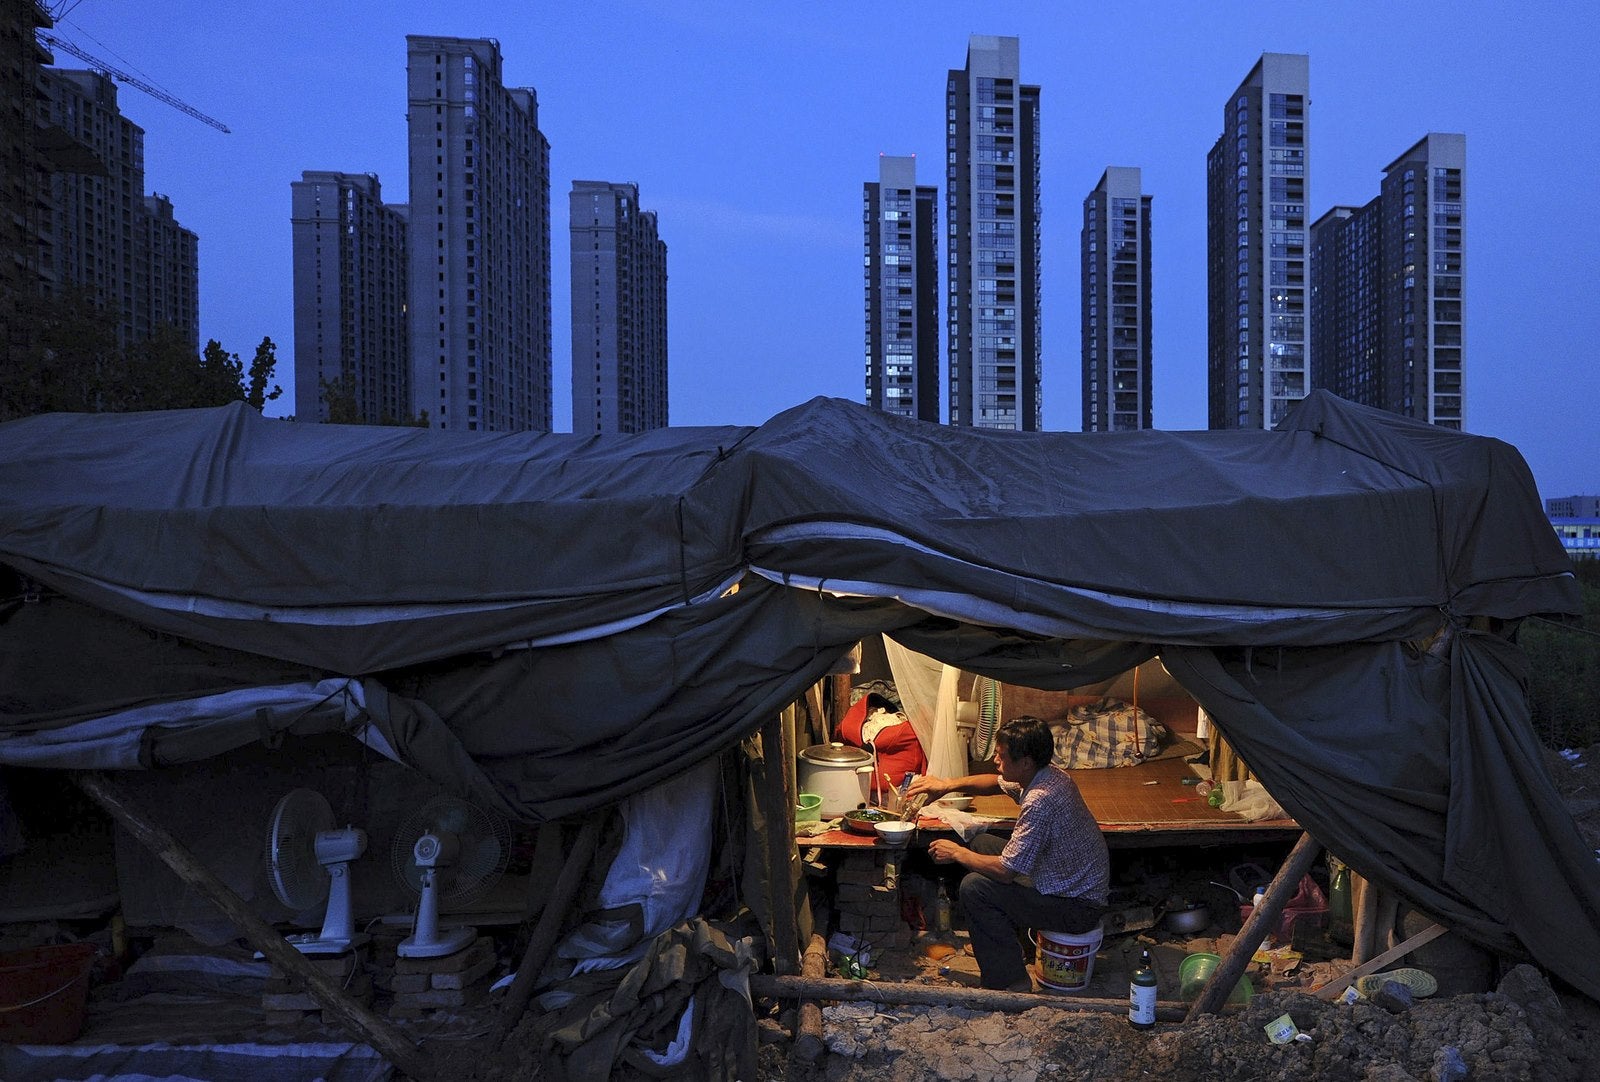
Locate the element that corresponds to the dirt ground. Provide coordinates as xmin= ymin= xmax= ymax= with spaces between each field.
xmin=745 ymin=742 xmax=1600 ymax=1082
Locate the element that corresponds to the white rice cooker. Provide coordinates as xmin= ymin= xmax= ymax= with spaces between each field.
xmin=797 ymin=742 xmax=875 ymax=819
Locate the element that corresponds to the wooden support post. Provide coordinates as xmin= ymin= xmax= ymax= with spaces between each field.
xmin=1314 ymin=922 xmax=1447 ymax=1001
xmin=1185 ymin=831 xmax=1322 ymax=1021
xmin=790 ymin=933 xmax=829 ymax=1065
xmin=73 ymin=771 xmax=436 ymax=1082
xmin=1353 ymin=871 xmax=1381 ymax=964
xmin=829 ymin=674 xmax=851 ymax=741
xmin=751 ymin=974 xmax=1188 ymax=1022
xmin=760 ymin=712 xmax=801 ymax=976
xmin=804 ymin=683 xmax=828 ymax=747
xmin=490 ymin=814 xmax=605 ymax=1051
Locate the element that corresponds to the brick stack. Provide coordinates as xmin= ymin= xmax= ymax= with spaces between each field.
xmin=386 ymin=935 xmax=497 ymax=1019
xmin=262 ymin=946 xmax=373 ymax=1025
xmin=833 ymin=850 xmax=912 ymax=953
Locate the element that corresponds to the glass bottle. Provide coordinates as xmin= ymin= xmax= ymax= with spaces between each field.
xmin=1129 ymin=948 xmax=1158 ymax=1029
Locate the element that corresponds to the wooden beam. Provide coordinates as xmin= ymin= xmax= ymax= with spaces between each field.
xmin=1185 ymin=830 xmax=1322 ymax=1020
xmin=751 ymin=974 xmax=1188 ymax=1021
xmin=760 ymin=712 xmax=801 ymax=975
xmin=490 ymin=814 xmax=605 ymax=1050
xmin=1313 ymin=922 xmax=1448 ymax=1001
xmin=73 ymin=771 xmax=436 ymax=1082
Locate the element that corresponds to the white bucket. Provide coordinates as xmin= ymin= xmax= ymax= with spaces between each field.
xmin=1031 ymin=923 xmax=1103 ymax=992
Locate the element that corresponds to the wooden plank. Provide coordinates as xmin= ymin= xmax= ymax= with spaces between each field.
xmin=1186 ymin=831 xmax=1323 ymax=1020
xmin=761 ymin=712 xmax=801 ymax=975
xmin=1313 ymin=922 xmax=1448 ymax=1001
xmin=73 ymin=771 xmax=436 ymax=1082
xmin=751 ymin=974 xmax=1188 ymax=1021
xmin=490 ymin=814 xmax=605 ymax=1050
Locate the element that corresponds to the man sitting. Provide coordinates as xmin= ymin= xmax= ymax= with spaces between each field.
xmin=907 ymin=715 xmax=1110 ymax=991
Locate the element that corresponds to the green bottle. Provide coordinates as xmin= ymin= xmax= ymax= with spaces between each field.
xmin=1129 ymin=948 xmax=1158 ymax=1029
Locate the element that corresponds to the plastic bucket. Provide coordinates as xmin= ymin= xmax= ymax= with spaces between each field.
xmin=0 ymin=942 xmax=97 ymax=1044
xmin=1031 ymin=924 xmax=1102 ymax=992
xmin=1178 ymin=951 xmax=1253 ymax=1005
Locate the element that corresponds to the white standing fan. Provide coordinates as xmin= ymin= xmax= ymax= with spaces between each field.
xmin=390 ymin=796 xmax=509 ymax=959
xmin=264 ymin=788 xmax=369 ymax=955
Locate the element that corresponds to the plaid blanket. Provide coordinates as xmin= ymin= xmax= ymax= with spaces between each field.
xmin=1049 ymin=698 xmax=1169 ymax=769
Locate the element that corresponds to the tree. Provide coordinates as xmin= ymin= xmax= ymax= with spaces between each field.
xmin=1522 ymin=559 xmax=1600 ymax=750
xmin=246 ymin=337 xmax=284 ymax=411
xmin=319 ymin=371 xmax=430 ymax=427
xmin=0 ymin=288 xmax=119 ymax=420
xmin=0 ymin=291 xmax=284 ymax=419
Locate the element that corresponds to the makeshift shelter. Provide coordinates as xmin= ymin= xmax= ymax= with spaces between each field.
xmin=1 ymin=390 xmax=1594 ymax=1007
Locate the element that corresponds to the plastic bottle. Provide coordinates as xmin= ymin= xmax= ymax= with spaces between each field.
xmin=934 ymin=883 xmax=952 ymax=936
xmin=1252 ymin=886 xmax=1275 ymax=947
xmin=1129 ymin=948 xmax=1158 ymax=1030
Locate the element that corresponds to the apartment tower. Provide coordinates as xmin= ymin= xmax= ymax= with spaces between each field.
xmin=946 ymin=35 xmax=1041 ymax=430
xmin=1080 ymin=167 xmax=1152 ymax=432
xmin=42 ymin=70 xmax=199 ymax=349
xmin=863 ymin=155 xmax=939 ymax=422
xmin=291 ymin=171 xmax=410 ymax=423
xmin=569 ymin=180 xmax=668 ymax=435
xmin=405 ymin=36 xmax=551 ymax=431
xmin=1206 ymin=53 xmax=1310 ymax=430
xmin=1310 ymin=133 xmax=1465 ymax=428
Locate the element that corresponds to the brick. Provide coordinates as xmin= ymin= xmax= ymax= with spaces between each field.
xmin=389 ymin=972 xmax=431 ymax=993
xmin=264 ymin=1009 xmax=311 ymax=1027
xmin=391 ymin=982 xmax=487 ymax=1009
xmin=837 ymin=912 xmax=870 ymax=933
xmin=432 ymin=954 xmax=495 ymax=990
xmin=394 ymin=936 xmax=492 ymax=976
xmin=262 ymin=990 xmax=320 ymax=1012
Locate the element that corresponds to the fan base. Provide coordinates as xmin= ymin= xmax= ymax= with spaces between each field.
xmin=288 ymin=932 xmax=370 ymax=956
xmin=398 ymin=925 xmax=475 ymax=959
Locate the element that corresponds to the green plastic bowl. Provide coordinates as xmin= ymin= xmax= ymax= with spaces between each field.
xmin=1178 ymin=952 xmax=1253 ymax=1005
xmin=795 ymin=793 xmax=823 ymax=823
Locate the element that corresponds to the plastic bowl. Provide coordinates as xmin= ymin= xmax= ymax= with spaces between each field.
xmin=935 ymin=793 xmax=974 ymax=811
xmin=1178 ymin=952 xmax=1253 ymax=1005
xmin=795 ymin=793 xmax=823 ymax=823
xmin=874 ymin=821 xmax=916 ymax=845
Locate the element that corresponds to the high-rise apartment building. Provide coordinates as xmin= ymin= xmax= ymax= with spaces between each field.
xmin=569 ymin=180 xmax=667 ymax=435
xmin=42 ymin=70 xmax=198 ymax=349
xmin=863 ymin=155 xmax=938 ymax=422
xmin=1 ymin=0 xmax=54 ymax=331
xmin=291 ymin=171 xmax=410 ymax=423
xmin=1207 ymin=53 xmax=1310 ymax=430
xmin=1080 ymin=167 xmax=1152 ymax=432
xmin=406 ymin=36 xmax=551 ymax=432
xmin=142 ymin=194 xmax=198 ymax=350
xmin=1310 ymin=133 xmax=1465 ymax=428
xmin=946 ymin=35 xmax=1041 ymax=430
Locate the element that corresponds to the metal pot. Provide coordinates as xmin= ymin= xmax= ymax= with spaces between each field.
xmin=1164 ymin=903 xmax=1213 ymax=934
xmin=797 ymin=742 xmax=874 ymax=819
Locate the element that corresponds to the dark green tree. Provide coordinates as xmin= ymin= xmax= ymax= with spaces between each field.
xmin=1522 ymin=559 xmax=1600 ymax=749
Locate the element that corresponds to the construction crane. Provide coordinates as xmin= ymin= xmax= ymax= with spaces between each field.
xmin=37 ymin=31 xmax=231 ymax=134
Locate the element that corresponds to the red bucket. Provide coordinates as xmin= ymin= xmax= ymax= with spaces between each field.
xmin=0 ymin=942 xmax=97 ymax=1044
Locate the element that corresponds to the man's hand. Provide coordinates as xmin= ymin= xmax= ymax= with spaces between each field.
xmin=928 ymin=838 xmax=963 ymax=864
xmin=905 ymin=775 xmax=952 ymax=802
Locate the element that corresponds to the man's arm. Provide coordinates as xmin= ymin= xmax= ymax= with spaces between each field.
xmin=927 ymin=838 xmax=1018 ymax=883
xmin=905 ymin=772 xmax=1003 ymax=801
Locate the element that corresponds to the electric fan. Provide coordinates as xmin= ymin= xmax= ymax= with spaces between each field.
xmin=971 ymin=675 xmax=1002 ymax=761
xmin=264 ymin=788 xmax=369 ymax=955
xmin=389 ymin=796 xmax=510 ymax=959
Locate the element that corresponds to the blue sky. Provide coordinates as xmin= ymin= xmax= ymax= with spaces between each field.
xmin=47 ymin=1 xmax=1599 ymax=497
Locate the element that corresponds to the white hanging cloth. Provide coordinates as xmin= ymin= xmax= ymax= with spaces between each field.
xmin=882 ymin=635 xmax=966 ymax=779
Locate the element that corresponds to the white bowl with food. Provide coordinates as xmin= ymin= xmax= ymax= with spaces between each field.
xmin=934 ymin=793 xmax=973 ymax=811
xmin=874 ymin=820 xmax=916 ymax=845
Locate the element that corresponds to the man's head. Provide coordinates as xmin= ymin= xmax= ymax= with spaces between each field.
xmin=993 ymin=715 xmax=1055 ymax=783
